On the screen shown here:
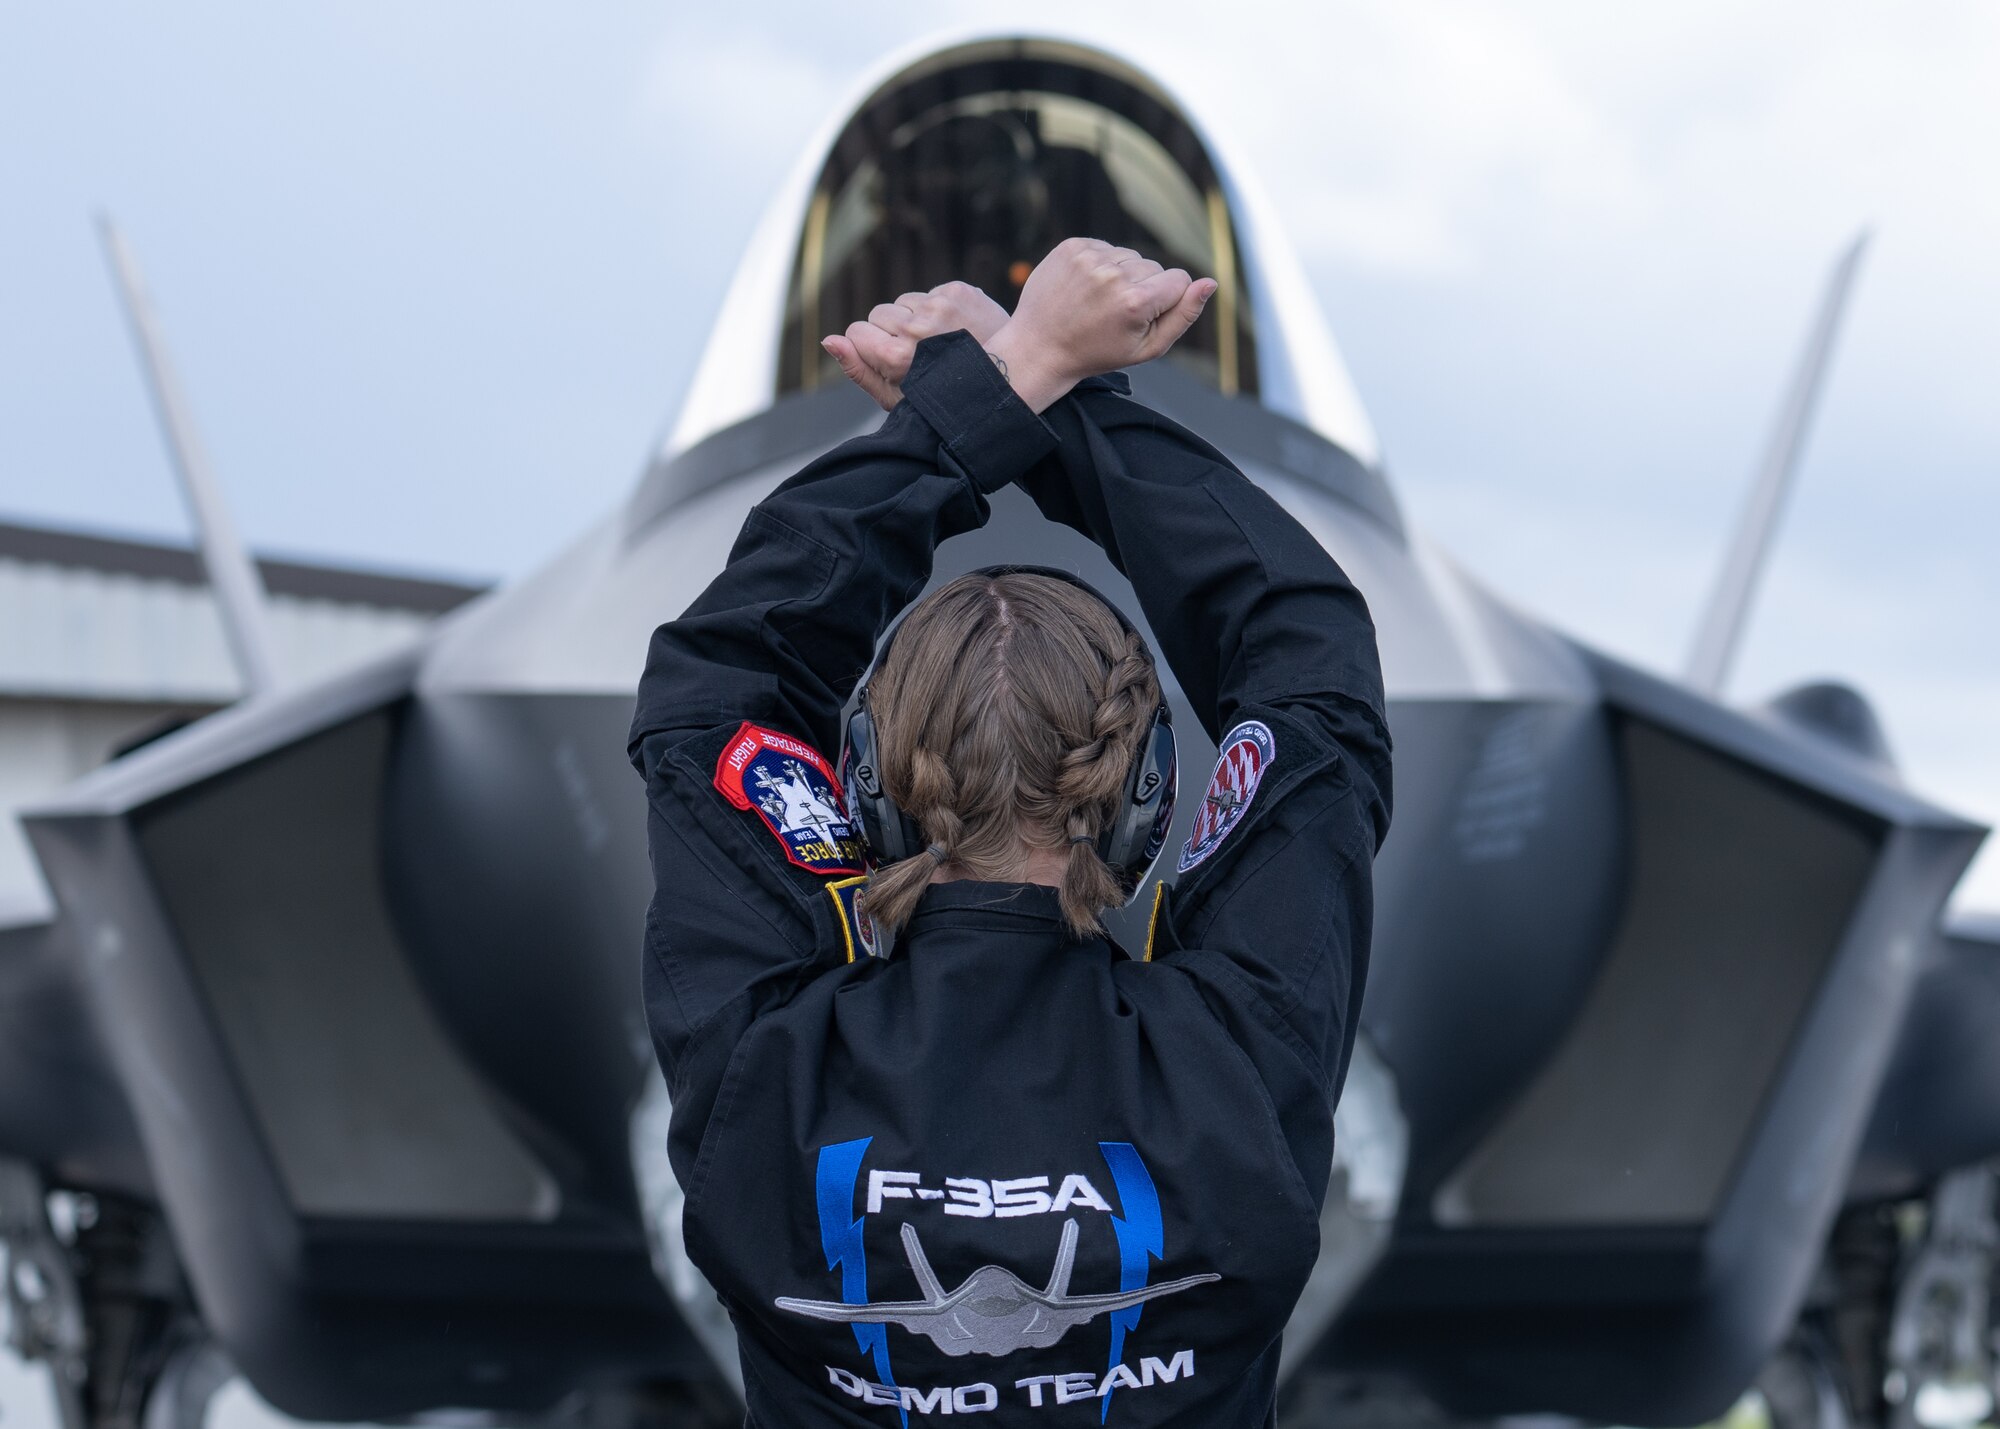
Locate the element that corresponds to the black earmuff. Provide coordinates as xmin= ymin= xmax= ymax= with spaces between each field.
xmin=838 ymin=565 xmax=1179 ymax=904
xmin=839 ymin=689 xmax=924 ymax=866
xmin=1099 ymin=700 xmax=1178 ymax=899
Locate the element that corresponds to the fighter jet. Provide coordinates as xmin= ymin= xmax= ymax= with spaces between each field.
xmin=2 ymin=30 xmax=1995 ymax=1429
xmin=775 ymin=1219 xmax=1219 ymax=1357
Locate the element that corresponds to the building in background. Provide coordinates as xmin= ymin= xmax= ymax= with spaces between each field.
xmin=0 ymin=518 xmax=486 ymax=917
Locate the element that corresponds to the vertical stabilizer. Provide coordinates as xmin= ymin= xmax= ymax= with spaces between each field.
xmin=900 ymin=1221 xmax=949 ymax=1304
xmin=1043 ymin=1218 xmax=1079 ymax=1299
xmin=1685 ymin=232 xmax=1869 ymax=697
xmin=97 ymin=215 xmax=281 ymax=698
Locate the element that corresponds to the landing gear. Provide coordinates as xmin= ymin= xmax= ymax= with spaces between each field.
xmin=1798 ymin=1164 xmax=2000 ymax=1429
xmin=138 ymin=1344 xmax=233 ymax=1429
xmin=1757 ymin=1329 xmax=1856 ymax=1429
xmin=0 ymin=1160 xmax=216 ymax=1429
xmin=2 ymin=1159 xmax=88 ymax=1425
xmin=1880 ymin=1166 xmax=1997 ymax=1429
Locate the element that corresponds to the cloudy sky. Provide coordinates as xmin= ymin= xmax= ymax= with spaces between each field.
xmin=1 ymin=0 xmax=1998 ymax=1420
xmin=1 ymin=0 xmax=1996 ymax=927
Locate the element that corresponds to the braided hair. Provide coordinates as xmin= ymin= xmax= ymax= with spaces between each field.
xmin=859 ymin=571 xmax=1162 ymax=940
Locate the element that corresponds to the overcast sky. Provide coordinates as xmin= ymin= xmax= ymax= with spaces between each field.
xmin=1 ymin=3 xmax=1996 ymax=868
xmin=1 ymin=1 xmax=1998 ymax=1421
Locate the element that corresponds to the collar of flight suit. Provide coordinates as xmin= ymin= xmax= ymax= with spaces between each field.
xmin=900 ymin=880 xmax=1113 ymax=954
xmin=895 ymin=882 xmax=1118 ymax=1007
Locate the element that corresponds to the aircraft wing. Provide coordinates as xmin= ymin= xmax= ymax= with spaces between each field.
xmin=772 ymin=1295 xmax=944 ymax=1323
xmin=1344 ymin=641 xmax=1988 ymax=1425
xmin=1027 ymin=1272 xmax=1224 ymax=1315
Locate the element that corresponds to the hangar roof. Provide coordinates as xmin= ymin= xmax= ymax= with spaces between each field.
xmin=0 ymin=518 xmax=487 ymax=703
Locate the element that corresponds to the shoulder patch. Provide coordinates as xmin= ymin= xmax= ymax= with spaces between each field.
xmin=1176 ymin=719 xmax=1276 ymax=873
xmin=713 ymin=722 xmax=868 ymax=876
xmin=825 ymin=875 xmax=880 ymax=961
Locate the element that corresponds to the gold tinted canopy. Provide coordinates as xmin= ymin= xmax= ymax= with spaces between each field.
xmin=782 ymin=41 xmax=1256 ymax=400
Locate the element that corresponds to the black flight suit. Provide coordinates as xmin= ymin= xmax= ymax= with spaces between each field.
xmin=629 ymin=330 xmax=1392 ymax=1427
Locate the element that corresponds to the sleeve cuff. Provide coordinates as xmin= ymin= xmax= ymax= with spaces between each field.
xmin=900 ymin=330 xmax=1060 ymax=493
xmin=1073 ymin=370 xmax=1132 ymax=397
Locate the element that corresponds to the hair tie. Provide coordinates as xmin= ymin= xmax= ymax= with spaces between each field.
xmin=1068 ymin=833 xmax=1097 ymax=846
xmin=926 ymin=842 xmax=949 ymax=864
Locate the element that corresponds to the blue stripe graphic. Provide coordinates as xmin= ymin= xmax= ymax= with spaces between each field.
xmin=814 ymin=1138 xmax=903 ymax=1426
xmin=1098 ymin=1141 xmax=1163 ymax=1422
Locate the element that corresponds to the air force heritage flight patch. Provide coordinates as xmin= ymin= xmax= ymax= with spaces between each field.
xmin=714 ymin=722 xmax=868 ymax=876
xmin=1177 ymin=718 xmax=1276 ymax=872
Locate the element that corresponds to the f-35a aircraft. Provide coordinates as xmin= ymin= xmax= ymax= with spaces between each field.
xmin=3 ymin=32 xmax=1996 ymax=1429
xmin=775 ymin=1219 xmax=1220 ymax=1358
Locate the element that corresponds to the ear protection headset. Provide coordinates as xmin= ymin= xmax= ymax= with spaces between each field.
xmin=839 ymin=565 xmax=1179 ymax=903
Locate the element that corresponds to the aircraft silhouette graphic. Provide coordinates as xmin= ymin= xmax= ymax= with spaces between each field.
xmin=774 ymin=1218 xmax=1219 ymax=1357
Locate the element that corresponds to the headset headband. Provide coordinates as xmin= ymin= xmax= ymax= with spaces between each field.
xmin=866 ymin=564 xmax=1142 ymax=678
xmin=839 ymin=564 xmax=1179 ymax=914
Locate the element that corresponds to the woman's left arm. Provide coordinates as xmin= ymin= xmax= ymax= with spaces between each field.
xmin=628 ymin=336 xmax=1055 ymax=776
xmin=629 ymin=333 xmax=1059 ymax=1086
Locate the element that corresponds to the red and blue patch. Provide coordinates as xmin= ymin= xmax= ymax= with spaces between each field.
xmin=714 ymin=722 xmax=868 ymax=876
xmin=1176 ymin=719 xmax=1276 ymax=873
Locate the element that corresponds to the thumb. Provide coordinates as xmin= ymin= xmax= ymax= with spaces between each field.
xmin=1136 ymin=277 xmax=1218 ymax=362
xmin=822 ymin=335 xmax=898 ymax=411
xmin=1172 ymin=278 xmax=1218 ymax=332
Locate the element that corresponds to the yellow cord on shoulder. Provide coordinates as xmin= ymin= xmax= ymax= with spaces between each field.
xmin=1143 ymin=881 xmax=1168 ymax=962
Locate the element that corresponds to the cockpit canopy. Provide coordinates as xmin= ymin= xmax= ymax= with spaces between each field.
xmin=664 ymin=36 xmax=1377 ymax=467
xmin=779 ymin=43 xmax=1258 ymax=400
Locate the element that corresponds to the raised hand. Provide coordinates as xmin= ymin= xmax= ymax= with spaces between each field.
xmin=822 ymin=281 xmax=1012 ymax=411
xmin=984 ymin=239 xmax=1218 ymax=412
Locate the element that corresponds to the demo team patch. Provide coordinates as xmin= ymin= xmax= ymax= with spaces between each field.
xmin=1176 ymin=719 xmax=1276 ymax=872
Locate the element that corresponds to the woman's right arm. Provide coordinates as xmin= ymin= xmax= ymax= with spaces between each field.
xmin=1022 ymin=387 xmax=1392 ymax=815
xmin=983 ymin=240 xmax=1394 ymax=1117
xmin=980 ymin=240 xmax=1390 ymax=806
xmin=1022 ymin=381 xmax=1392 ymax=1107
